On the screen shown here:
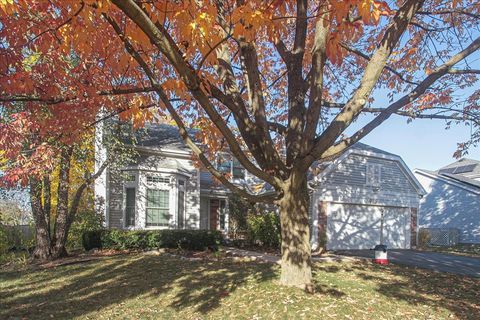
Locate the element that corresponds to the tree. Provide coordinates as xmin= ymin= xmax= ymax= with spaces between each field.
xmin=1 ymin=0 xmax=479 ymax=288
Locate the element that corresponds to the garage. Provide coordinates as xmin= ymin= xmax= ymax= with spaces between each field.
xmin=309 ymin=143 xmax=426 ymax=251
xmin=326 ymin=203 xmax=410 ymax=250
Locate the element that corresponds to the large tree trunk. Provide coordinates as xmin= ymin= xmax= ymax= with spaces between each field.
xmin=278 ymin=172 xmax=313 ymax=290
xmin=29 ymin=178 xmax=51 ymax=260
xmin=51 ymin=147 xmax=73 ymax=259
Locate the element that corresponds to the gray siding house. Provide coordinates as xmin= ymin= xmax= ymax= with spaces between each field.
xmin=94 ymin=123 xmax=252 ymax=233
xmin=310 ymin=144 xmax=425 ymax=250
xmin=95 ymin=123 xmax=425 ymax=250
xmin=414 ymin=159 xmax=480 ymax=244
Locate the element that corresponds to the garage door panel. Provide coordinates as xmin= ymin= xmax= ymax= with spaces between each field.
xmin=383 ymin=208 xmax=408 ymax=249
xmin=327 ymin=203 xmax=409 ymax=250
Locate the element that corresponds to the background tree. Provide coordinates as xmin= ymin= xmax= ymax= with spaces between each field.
xmin=1 ymin=0 xmax=480 ymax=288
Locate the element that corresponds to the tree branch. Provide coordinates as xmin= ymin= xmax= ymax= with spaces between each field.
xmin=110 ymin=0 xmax=282 ymax=188
xmin=321 ymin=36 xmax=480 ymax=159
xmin=105 ymin=8 xmax=281 ymax=194
xmin=302 ymin=0 xmax=425 ymax=170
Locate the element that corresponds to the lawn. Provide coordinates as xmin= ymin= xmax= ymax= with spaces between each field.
xmin=1 ymin=252 xmax=479 ymax=319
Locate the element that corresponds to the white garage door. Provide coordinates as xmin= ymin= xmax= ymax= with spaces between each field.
xmin=326 ymin=203 xmax=410 ymax=250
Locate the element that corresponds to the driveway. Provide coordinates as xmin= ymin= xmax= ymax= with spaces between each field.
xmin=335 ymin=250 xmax=480 ymax=277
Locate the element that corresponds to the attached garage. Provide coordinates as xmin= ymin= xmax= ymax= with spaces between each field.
xmin=326 ymin=203 xmax=410 ymax=250
xmin=310 ymin=143 xmax=426 ymax=251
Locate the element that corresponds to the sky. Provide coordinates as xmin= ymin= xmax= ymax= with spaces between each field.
xmin=347 ymin=113 xmax=480 ymax=171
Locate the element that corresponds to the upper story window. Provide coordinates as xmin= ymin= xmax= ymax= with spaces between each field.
xmin=366 ymin=163 xmax=381 ymax=187
xmin=124 ymin=174 xmax=136 ymax=182
xmin=146 ymin=176 xmax=170 ymax=184
xmin=216 ymin=153 xmax=245 ymax=179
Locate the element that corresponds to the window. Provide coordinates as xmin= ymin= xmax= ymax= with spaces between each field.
xmin=366 ymin=163 xmax=381 ymax=187
xmin=177 ymin=180 xmax=186 ymax=229
xmin=177 ymin=190 xmax=185 ymax=229
xmin=219 ymin=200 xmax=226 ymax=230
xmin=125 ymin=188 xmax=136 ymax=227
xmin=232 ymin=158 xmax=245 ymax=179
xmin=217 ymin=153 xmax=232 ymax=174
xmin=146 ymin=189 xmax=170 ymax=226
xmin=147 ymin=176 xmax=170 ymax=184
xmin=124 ymin=174 xmax=136 ymax=182
xmin=216 ymin=153 xmax=245 ymax=179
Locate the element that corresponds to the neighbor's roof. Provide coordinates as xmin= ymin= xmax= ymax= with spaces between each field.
xmin=415 ymin=168 xmax=480 ymax=194
xmin=437 ymin=158 xmax=480 ymax=176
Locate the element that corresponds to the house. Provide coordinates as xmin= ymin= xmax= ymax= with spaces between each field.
xmin=94 ymin=123 xmax=425 ymax=250
xmin=414 ymin=159 xmax=480 ymax=244
xmin=309 ymin=144 xmax=426 ymax=250
xmin=94 ymin=123 xmax=255 ymax=233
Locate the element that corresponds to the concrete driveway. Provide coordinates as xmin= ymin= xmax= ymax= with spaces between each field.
xmin=335 ymin=250 xmax=480 ymax=277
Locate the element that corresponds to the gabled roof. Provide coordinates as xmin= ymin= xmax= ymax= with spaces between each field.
xmin=414 ymin=169 xmax=480 ymax=195
xmin=349 ymin=142 xmax=398 ymax=158
xmin=312 ymin=142 xmax=427 ymax=195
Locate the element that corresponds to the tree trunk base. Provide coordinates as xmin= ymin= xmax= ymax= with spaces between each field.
xmin=32 ymin=246 xmax=51 ymax=261
xmin=280 ymin=259 xmax=315 ymax=292
xmin=51 ymin=245 xmax=69 ymax=259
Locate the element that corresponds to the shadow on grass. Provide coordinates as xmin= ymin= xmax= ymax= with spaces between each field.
xmin=316 ymin=260 xmax=480 ymax=318
xmin=0 ymin=254 xmax=276 ymax=319
xmin=2 ymin=254 xmax=479 ymax=319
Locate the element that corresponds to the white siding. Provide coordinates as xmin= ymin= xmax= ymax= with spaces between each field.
xmin=107 ymin=153 xmax=200 ymax=230
xmin=317 ymin=154 xmax=420 ymax=208
xmin=311 ymin=152 xmax=421 ymax=249
xmin=415 ymin=172 xmax=480 ymax=244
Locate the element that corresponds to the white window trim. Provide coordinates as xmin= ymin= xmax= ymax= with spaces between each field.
xmin=142 ymin=173 xmax=175 ymax=229
xmin=145 ymin=188 xmax=171 ymax=227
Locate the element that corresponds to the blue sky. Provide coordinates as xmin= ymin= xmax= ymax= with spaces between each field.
xmin=348 ymin=113 xmax=480 ymax=171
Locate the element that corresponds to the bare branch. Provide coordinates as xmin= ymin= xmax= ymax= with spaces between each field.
xmin=321 ymin=36 xmax=480 ymax=159
xmin=340 ymin=43 xmax=420 ymax=85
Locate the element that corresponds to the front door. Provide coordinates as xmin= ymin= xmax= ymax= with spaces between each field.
xmin=209 ymin=199 xmax=219 ymax=230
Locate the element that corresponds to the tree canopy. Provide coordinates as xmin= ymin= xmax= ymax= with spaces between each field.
xmin=1 ymin=0 xmax=479 ymax=287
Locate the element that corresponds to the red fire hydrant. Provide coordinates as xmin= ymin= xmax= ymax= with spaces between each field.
xmin=373 ymin=244 xmax=388 ymax=265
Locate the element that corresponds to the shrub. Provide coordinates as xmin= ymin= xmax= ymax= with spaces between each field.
xmin=418 ymin=228 xmax=431 ymax=248
xmin=82 ymin=229 xmax=223 ymax=251
xmin=247 ymin=212 xmax=281 ymax=248
xmin=0 ymin=225 xmax=8 ymax=255
xmin=228 ymin=194 xmax=253 ymax=239
xmin=68 ymin=209 xmax=104 ymax=250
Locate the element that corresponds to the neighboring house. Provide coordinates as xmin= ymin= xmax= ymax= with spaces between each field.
xmin=309 ymin=144 xmax=426 ymax=250
xmin=94 ymin=123 xmax=425 ymax=250
xmin=414 ymin=159 xmax=480 ymax=244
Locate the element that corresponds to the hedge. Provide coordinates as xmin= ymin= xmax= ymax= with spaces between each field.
xmin=247 ymin=212 xmax=281 ymax=248
xmin=82 ymin=229 xmax=223 ymax=251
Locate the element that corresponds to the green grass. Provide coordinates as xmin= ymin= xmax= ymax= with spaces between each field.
xmin=422 ymin=244 xmax=480 ymax=257
xmin=1 ymin=252 xmax=479 ymax=319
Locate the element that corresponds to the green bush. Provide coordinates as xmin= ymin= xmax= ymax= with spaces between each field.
xmin=68 ymin=209 xmax=104 ymax=250
xmin=0 ymin=225 xmax=8 ymax=255
xmin=82 ymin=229 xmax=223 ymax=251
xmin=247 ymin=212 xmax=281 ymax=248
